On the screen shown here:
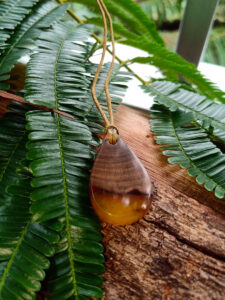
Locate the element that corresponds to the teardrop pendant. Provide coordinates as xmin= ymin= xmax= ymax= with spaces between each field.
xmin=90 ymin=136 xmax=152 ymax=225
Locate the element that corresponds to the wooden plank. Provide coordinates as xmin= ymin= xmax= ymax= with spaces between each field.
xmin=101 ymin=104 xmax=225 ymax=300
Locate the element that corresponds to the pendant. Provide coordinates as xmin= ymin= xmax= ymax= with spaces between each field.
xmin=90 ymin=135 xmax=152 ymax=225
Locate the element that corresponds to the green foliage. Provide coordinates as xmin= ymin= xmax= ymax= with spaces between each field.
xmin=0 ymin=0 xmax=69 ymax=90
xmin=85 ymin=61 xmax=131 ymax=124
xmin=150 ymin=104 xmax=225 ymax=199
xmin=146 ymin=79 xmax=225 ymax=201
xmin=143 ymin=80 xmax=225 ymax=134
xmin=0 ymin=107 xmax=60 ymax=299
xmin=139 ymin=0 xmax=185 ymax=26
xmin=0 ymin=0 xmax=38 ymax=54
xmin=0 ymin=0 xmax=225 ymax=298
xmin=110 ymin=0 xmax=163 ymax=44
xmin=24 ymin=21 xmax=129 ymax=299
xmin=215 ymin=0 xmax=225 ymax=23
xmin=204 ymin=27 xmax=225 ymax=67
xmin=77 ymin=0 xmax=225 ymax=102
xmin=73 ymin=0 xmax=163 ymax=44
xmin=25 ymin=21 xmax=130 ymax=121
xmin=0 ymin=109 xmax=26 ymax=195
xmin=147 ymin=81 xmax=225 ymax=199
xmin=25 ymin=22 xmax=103 ymax=299
xmin=130 ymin=48 xmax=224 ymax=102
xmin=0 ymin=0 xmax=130 ymax=295
xmin=26 ymin=109 xmax=104 ymax=299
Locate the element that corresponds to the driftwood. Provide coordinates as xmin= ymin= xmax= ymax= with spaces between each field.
xmin=101 ymin=105 xmax=225 ymax=300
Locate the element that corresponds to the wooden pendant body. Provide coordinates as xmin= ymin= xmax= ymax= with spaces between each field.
xmin=90 ymin=136 xmax=152 ymax=225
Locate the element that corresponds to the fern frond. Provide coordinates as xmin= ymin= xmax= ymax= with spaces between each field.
xmin=73 ymin=0 xmax=163 ymax=44
xmin=143 ymin=80 xmax=225 ymax=139
xmin=25 ymin=22 xmax=109 ymax=299
xmin=85 ymin=16 xmax=143 ymax=42
xmin=0 ymin=107 xmax=59 ymax=299
xmin=110 ymin=0 xmax=163 ymax=44
xmin=150 ymin=104 xmax=225 ymax=199
xmin=0 ymin=1 xmax=69 ymax=90
xmin=84 ymin=61 xmax=131 ymax=125
xmin=46 ymin=226 xmax=104 ymax=299
xmin=0 ymin=108 xmax=27 ymax=195
xmin=25 ymin=21 xmax=130 ymax=123
xmin=0 ymin=0 xmax=38 ymax=54
xmin=83 ymin=8 xmax=225 ymax=102
xmin=25 ymin=22 xmax=91 ymax=111
xmin=129 ymin=46 xmax=225 ymax=102
xmin=26 ymin=109 xmax=103 ymax=298
xmin=0 ymin=178 xmax=59 ymax=299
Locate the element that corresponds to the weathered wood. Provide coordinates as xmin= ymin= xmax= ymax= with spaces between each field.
xmin=101 ymin=105 xmax=225 ymax=300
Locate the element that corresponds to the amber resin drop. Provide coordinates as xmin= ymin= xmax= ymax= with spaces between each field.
xmin=90 ymin=136 xmax=152 ymax=225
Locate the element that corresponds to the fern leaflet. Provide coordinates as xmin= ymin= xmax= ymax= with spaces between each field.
xmin=150 ymin=104 xmax=225 ymax=199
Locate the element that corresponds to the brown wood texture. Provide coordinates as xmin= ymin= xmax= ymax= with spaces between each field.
xmin=101 ymin=104 xmax=225 ymax=300
xmin=90 ymin=136 xmax=151 ymax=194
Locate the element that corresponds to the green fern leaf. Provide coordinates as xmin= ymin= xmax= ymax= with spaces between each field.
xmin=25 ymin=20 xmax=130 ymax=299
xmin=26 ymin=109 xmax=104 ymax=299
xmin=85 ymin=16 xmax=145 ymax=43
xmin=143 ymin=80 xmax=225 ymax=139
xmin=129 ymin=46 xmax=225 ymax=102
xmin=110 ymin=0 xmax=163 ymax=44
xmin=0 ymin=180 xmax=59 ymax=299
xmin=46 ymin=226 xmax=104 ymax=299
xmin=0 ymin=1 xmax=69 ymax=90
xmin=0 ymin=108 xmax=27 ymax=196
xmin=68 ymin=0 xmax=143 ymax=36
xmin=150 ymin=104 xmax=225 ymax=199
xmin=25 ymin=22 xmax=91 ymax=111
xmin=84 ymin=10 xmax=224 ymax=102
xmin=73 ymin=0 xmax=163 ymax=44
xmin=84 ymin=60 xmax=131 ymax=124
xmin=25 ymin=21 xmax=130 ymax=121
xmin=0 ymin=0 xmax=38 ymax=54
xmin=25 ymin=22 xmax=107 ymax=299
xmin=0 ymin=107 xmax=60 ymax=299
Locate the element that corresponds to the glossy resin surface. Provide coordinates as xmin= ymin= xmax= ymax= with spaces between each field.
xmin=90 ymin=136 xmax=152 ymax=225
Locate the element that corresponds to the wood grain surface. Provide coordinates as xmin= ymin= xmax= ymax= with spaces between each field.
xmin=90 ymin=136 xmax=151 ymax=194
xmin=101 ymin=104 xmax=225 ymax=300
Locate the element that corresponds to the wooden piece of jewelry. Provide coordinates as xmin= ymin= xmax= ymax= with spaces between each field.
xmin=90 ymin=131 xmax=152 ymax=225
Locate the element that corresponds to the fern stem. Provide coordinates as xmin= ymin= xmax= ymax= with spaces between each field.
xmin=0 ymin=90 xmax=76 ymax=120
xmin=53 ymin=28 xmax=79 ymax=298
xmin=56 ymin=0 xmax=148 ymax=85
xmin=56 ymin=114 xmax=78 ymax=299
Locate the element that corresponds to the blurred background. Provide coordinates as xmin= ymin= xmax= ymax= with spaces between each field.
xmin=71 ymin=0 xmax=225 ymax=67
xmin=66 ymin=0 xmax=225 ymax=109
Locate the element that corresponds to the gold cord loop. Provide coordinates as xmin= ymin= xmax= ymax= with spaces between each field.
xmin=92 ymin=0 xmax=117 ymax=144
xmin=104 ymin=125 xmax=119 ymax=145
xmin=99 ymin=0 xmax=115 ymax=126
